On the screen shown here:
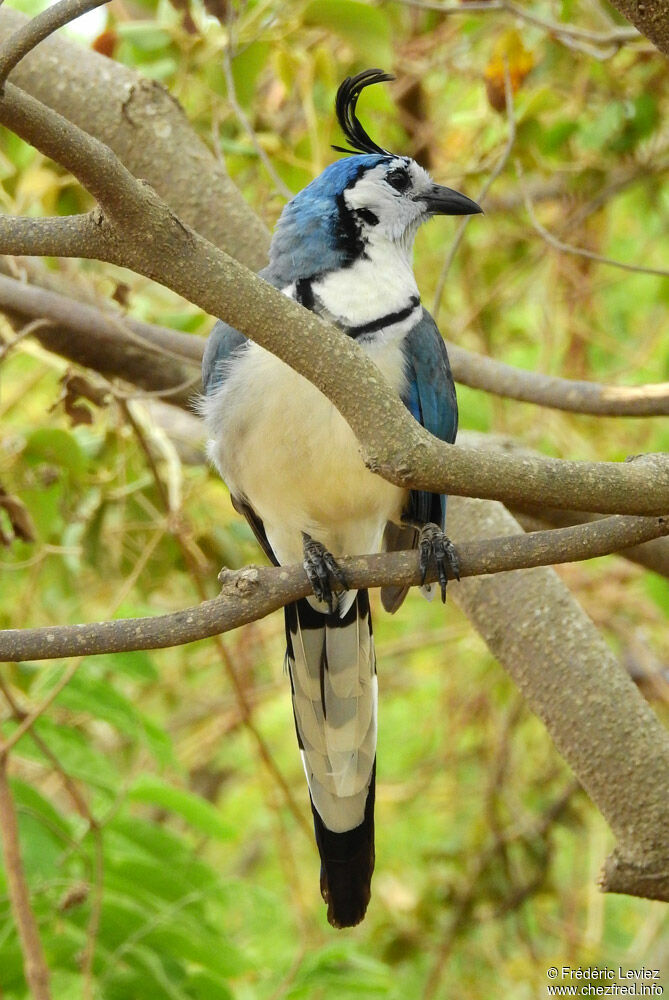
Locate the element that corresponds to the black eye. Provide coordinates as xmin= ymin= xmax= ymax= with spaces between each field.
xmin=386 ymin=167 xmax=410 ymax=193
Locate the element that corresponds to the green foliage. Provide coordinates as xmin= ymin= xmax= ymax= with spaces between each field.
xmin=1 ymin=0 xmax=668 ymax=997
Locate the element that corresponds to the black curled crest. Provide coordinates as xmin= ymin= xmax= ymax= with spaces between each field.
xmin=333 ymin=68 xmax=394 ymax=156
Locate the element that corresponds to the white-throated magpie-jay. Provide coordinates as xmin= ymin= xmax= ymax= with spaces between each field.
xmin=201 ymin=69 xmax=481 ymax=928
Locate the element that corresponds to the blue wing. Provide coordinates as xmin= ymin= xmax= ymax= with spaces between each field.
xmin=402 ymin=307 xmax=458 ymax=529
xmin=202 ymin=264 xmax=284 ymax=395
xmin=201 ymin=319 xmax=247 ymax=395
xmin=381 ymin=308 xmax=457 ymax=613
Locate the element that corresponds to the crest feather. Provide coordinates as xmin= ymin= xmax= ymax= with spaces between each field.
xmin=333 ymin=68 xmax=394 ymax=156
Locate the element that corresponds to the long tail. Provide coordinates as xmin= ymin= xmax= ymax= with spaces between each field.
xmin=284 ymin=590 xmax=377 ymax=928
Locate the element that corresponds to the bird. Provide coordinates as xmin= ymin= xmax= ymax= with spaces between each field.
xmin=200 ymin=68 xmax=481 ymax=928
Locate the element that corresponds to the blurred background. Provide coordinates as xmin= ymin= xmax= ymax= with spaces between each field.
xmin=0 ymin=0 xmax=668 ymax=997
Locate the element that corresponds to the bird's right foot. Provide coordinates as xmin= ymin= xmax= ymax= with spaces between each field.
xmin=301 ymin=533 xmax=348 ymax=613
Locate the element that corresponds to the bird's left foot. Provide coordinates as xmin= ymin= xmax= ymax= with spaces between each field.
xmin=302 ymin=533 xmax=348 ymax=613
xmin=418 ymin=523 xmax=460 ymax=603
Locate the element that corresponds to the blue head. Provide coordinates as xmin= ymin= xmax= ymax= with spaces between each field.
xmin=265 ymin=69 xmax=481 ymax=288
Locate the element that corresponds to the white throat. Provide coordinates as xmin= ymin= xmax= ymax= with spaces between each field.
xmin=295 ymin=238 xmax=420 ymax=337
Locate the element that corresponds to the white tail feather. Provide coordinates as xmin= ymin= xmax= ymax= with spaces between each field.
xmin=287 ymin=595 xmax=377 ymax=833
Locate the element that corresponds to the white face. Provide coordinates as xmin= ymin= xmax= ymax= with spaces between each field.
xmin=343 ymin=157 xmax=435 ymax=248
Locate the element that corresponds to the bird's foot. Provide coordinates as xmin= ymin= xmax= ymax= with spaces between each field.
xmin=418 ymin=523 xmax=460 ymax=603
xmin=302 ymin=533 xmax=348 ymax=613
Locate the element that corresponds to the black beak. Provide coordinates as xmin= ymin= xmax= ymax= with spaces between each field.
xmin=418 ymin=183 xmax=483 ymax=216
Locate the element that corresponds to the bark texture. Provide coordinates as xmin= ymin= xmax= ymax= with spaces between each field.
xmin=607 ymin=0 xmax=669 ymax=57
xmin=448 ymin=498 xmax=669 ymax=901
xmin=0 ymin=5 xmax=270 ymax=270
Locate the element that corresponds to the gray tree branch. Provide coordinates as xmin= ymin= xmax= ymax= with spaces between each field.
xmin=0 ymin=0 xmax=107 ymax=90
xmin=4 ymin=267 xmax=668 ymax=418
xmin=0 ymin=83 xmax=668 ymax=516
xmin=1 ymin=512 xmax=666 ymax=662
xmin=447 ymin=499 xmax=669 ymax=904
xmin=605 ymin=0 xmax=669 ymax=58
xmin=0 ymin=5 xmax=270 ymax=271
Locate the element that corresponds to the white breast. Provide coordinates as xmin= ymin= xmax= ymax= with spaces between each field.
xmin=203 ymin=329 xmax=409 ymax=567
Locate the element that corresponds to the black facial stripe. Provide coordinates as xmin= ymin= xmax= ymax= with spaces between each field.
xmin=356 ymin=207 xmax=379 ymax=226
xmin=295 ymin=278 xmax=314 ymax=309
xmin=334 ymin=160 xmax=393 ymax=265
xmin=335 ymin=191 xmax=365 ymax=264
xmin=347 ymin=296 xmax=420 ymax=338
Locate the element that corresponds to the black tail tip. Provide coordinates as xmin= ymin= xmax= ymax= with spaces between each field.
xmin=311 ymin=764 xmax=377 ymax=929
xmin=320 ymin=850 xmax=375 ymax=929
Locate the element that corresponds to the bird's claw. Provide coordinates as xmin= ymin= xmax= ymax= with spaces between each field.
xmin=302 ymin=533 xmax=348 ymax=612
xmin=418 ymin=523 xmax=459 ymax=603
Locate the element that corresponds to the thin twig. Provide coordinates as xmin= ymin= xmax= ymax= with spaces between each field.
xmin=523 ymin=178 xmax=669 ymax=279
xmin=221 ymin=47 xmax=292 ymax=201
xmin=432 ymin=59 xmax=516 ymax=313
xmin=0 ymin=660 xmax=83 ymax=755
xmin=0 ymin=755 xmax=52 ymax=1000
xmin=81 ymin=828 xmax=104 ymax=1000
xmin=0 ymin=316 xmax=53 ymax=361
xmin=391 ymin=0 xmax=639 ymax=47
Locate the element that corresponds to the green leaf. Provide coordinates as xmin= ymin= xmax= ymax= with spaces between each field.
xmin=142 ymin=925 xmax=246 ymax=979
xmin=104 ymin=853 xmax=205 ymax=907
xmin=186 ymin=970 xmax=234 ymax=1000
xmin=128 ymin=777 xmax=234 ymax=841
xmin=54 ymin=672 xmax=140 ymax=738
xmin=86 ymin=650 xmax=158 ymax=682
xmin=22 ymin=719 xmax=118 ymax=790
xmin=23 ymin=427 xmax=87 ymax=478
xmin=15 ymin=806 xmax=68 ymax=881
xmin=10 ymin=777 xmax=73 ymax=842
xmin=140 ymin=716 xmax=179 ymax=768
xmin=116 ymin=22 xmax=172 ymax=53
xmin=228 ymin=42 xmax=271 ymax=108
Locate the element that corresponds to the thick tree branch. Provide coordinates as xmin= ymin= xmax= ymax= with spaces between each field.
xmin=445 ymin=342 xmax=669 ymax=417
xmin=3 ymin=269 xmax=668 ymax=417
xmin=0 ymin=5 xmax=270 ymax=271
xmin=605 ymin=0 xmax=669 ymax=58
xmin=0 ymin=211 xmax=105 ymax=258
xmin=447 ymin=500 xmax=669 ymax=904
xmin=1 ymin=84 xmax=668 ymax=515
xmin=0 ymin=82 xmax=149 ymax=218
xmin=0 ymin=0 xmax=107 ymax=90
xmin=0 ymin=266 xmax=199 ymax=406
xmin=462 ymin=431 xmax=669 ymax=580
xmin=1 ymin=513 xmax=666 ymax=663
xmin=0 ymin=268 xmax=203 ymax=363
